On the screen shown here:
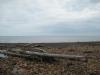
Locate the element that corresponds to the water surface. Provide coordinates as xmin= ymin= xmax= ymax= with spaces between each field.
xmin=0 ymin=36 xmax=100 ymax=43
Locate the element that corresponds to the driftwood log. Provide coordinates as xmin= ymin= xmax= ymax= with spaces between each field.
xmin=0 ymin=49 xmax=87 ymax=62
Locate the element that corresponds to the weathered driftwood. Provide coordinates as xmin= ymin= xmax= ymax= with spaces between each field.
xmin=0 ymin=50 xmax=30 ymax=57
xmin=31 ymin=48 xmax=47 ymax=53
xmin=0 ymin=50 xmax=87 ymax=61
xmin=10 ymin=48 xmax=47 ymax=53
xmin=26 ymin=51 xmax=86 ymax=60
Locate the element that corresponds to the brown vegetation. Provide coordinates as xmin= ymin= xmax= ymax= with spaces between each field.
xmin=0 ymin=42 xmax=100 ymax=75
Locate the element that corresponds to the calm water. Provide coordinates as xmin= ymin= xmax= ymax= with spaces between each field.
xmin=0 ymin=36 xmax=100 ymax=43
xmin=0 ymin=53 xmax=8 ymax=58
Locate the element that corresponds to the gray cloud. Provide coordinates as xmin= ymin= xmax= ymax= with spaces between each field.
xmin=0 ymin=0 xmax=100 ymax=36
xmin=41 ymin=16 xmax=100 ymax=36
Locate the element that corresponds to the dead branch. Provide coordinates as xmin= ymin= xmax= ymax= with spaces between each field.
xmin=0 ymin=50 xmax=87 ymax=61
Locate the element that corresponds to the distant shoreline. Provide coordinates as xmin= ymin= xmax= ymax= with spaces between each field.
xmin=0 ymin=41 xmax=100 ymax=44
xmin=0 ymin=36 xmax=100 ymax=43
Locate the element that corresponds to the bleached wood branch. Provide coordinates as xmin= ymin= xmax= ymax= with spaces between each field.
xmin=0 ymin=50 xmax=87 ymax=61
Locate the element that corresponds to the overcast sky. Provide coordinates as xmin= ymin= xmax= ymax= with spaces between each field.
xmin=0 ymin=0 xmax=100 ymax=36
